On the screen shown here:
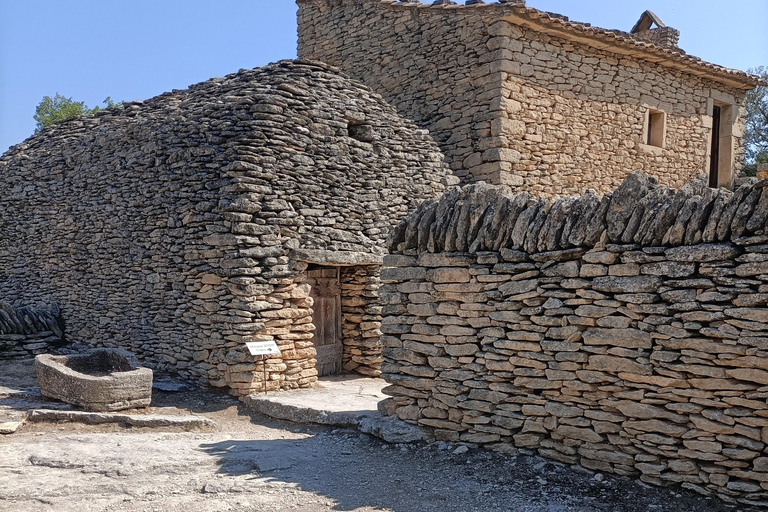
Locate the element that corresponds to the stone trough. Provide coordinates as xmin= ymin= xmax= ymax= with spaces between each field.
xmin=34 ymin=349 xmax=153 ymax=411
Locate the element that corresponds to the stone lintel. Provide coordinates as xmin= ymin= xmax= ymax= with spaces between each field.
xmin=290 ymin=248 xmax=383 ymax=266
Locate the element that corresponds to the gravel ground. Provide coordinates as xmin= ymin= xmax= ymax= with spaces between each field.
xmin=0 ymin=359 xmax=758 ymax=512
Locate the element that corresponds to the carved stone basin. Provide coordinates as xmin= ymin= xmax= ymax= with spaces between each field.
xmin=34 ymin=349 xmax=153 ymax=411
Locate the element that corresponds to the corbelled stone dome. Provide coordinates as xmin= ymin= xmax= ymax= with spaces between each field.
xmin=0 ymin=59 xmax=452 ymax=393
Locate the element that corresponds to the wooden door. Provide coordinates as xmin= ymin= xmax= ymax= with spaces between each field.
xmin=307 ymin=267 xmax=342 ymax=376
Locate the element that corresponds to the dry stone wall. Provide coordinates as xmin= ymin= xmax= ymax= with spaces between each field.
xmin=380 ymin=172 xmax=768 ymax=506
xmin=0 ymin=302 xmax=64 ymax=359
xmin=299 ymin=0 xmax=510 ymax=184
xmin=341 ymin=265 xmax=384 ymax=375
xmin=0 ymin=59 xmax=450 ymax=396
xmin=298 ymin=0 xmax=752 ymax=196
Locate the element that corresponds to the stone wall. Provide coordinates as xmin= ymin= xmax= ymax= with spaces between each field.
xmin=379 ymin=172 xmax=768 ymax=506
xmin=632 ymin=26 xmax=680 ymax=48
xmin=340 ymin=265 xmax=384 ymax=376
xmin=299 ymin=0 xmax=511 ymax=185
xmin=0 ymin=302 xmax=64 ymax=359
xmin=0 ymin=60 xmax=450 ymax=396
xmin=298 ymin=0 xmax=756 ymax=196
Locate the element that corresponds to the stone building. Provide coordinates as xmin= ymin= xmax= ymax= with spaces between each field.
xmin=297 ymin=0 xmax=764 ymax=197
xmin=0 ymin=60 xmax=451 ymax=396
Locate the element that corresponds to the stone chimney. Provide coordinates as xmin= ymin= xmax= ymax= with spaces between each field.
xmin=630 ymin=10 xmax=680 ymax=48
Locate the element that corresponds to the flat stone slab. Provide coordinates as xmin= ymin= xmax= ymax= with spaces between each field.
xmin=27 ymin=409 xmax=216 ymax=430
xmin=0 ymin=411 xmax=25 ymax=434
xmin=243 ymin=375 xmax=422 ymax=444
xmin=0 ymin=420 xmax=23 ymax=434
xmin=244 ymin=375 xmax=386 ymax=426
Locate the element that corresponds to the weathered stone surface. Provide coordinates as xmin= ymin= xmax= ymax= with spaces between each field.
xmin=26 ymin=409 xmax=216 ymax=430
xmin=640 ymin=262 xmax=695 ymax=278
xmin=582 ymin=328 xmax=651 ymax=349
xmin=592 ymin=276 xmax=662 ymax=293
xmin=726 ymin=368 xmax=768 ymax=386
xmin=587 ymin=355 xmax=651 ymax=375
xmin=356 ymin=416 xmax=424 ymax=444
xmin=725 ymin=308 xmax=768 ymax=323
xmin=665 ymin=244 xmax=740 ymax=262
xmin=34 ymin=349 xmax=153 ymax=412
xmin=499 ymin=280 xmax=539 ymax=296
xmin=0 ymin=60 xmax=451 ymax=395
xmin=607 ymin=171 xmax=651 ymax=242
xmin=615 ymin=402 xmax=685 ymax=423
xmin=426 ymin=267 xmax=471 ymax=283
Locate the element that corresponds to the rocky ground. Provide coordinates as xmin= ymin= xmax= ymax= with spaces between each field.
xmin=0 ymin=359 xmax=758 ymax=512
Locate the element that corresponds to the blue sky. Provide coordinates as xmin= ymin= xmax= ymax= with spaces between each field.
xmin=1 ymin=0 xmax=766 ymax=154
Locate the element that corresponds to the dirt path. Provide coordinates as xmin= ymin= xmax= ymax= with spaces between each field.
xmin=0 ymin=360 xmax=752 ymax=512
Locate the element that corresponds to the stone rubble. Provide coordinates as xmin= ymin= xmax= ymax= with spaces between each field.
xmin=380 ymin=171 xmax=768 ymax=506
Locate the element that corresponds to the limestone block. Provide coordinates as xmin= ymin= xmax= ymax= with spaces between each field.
xmin=582 ymin=329 xmax=651 ymax=349
xmin=665 ymin=244 xmax=740 ymax=262
xmin=592 ymin=276 xmax=662 ymax=293
xmin=587 ymin=355 xmax=651 ymax=375
xmin=426 ymin=267 xmax=472 ymax=283
xmin=35 ymin=350 xmax=152 ymax=412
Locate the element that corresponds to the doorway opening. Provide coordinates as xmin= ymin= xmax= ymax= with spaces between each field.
xmin=307 ymin=266 xmax=343 ymax=376
xmin=708 ymin=100 xmax=734 ymax=189
xmin=709 ymin=105 xmax=721 ymax=188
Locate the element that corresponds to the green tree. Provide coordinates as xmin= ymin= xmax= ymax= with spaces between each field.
xmin=743 ymin=66 xmax=768 ymax=175
xmin=33 ymin=94 xmax=121 ymax=134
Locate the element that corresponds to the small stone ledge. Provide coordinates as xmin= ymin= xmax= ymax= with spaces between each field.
xmin=289 ymin=249 xmax=384 ymax=266
xmin=244 ymin=395 xmax=423 ymax=444
xmin=244 ymin=394 xmax=376 ymax=427
xmin=241 ymin=376 xmax=423 ymax=443
xmin=27 ymin=409 xmax=216 ymax=430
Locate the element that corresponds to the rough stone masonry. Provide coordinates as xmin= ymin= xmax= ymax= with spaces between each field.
xmin=298 ymin=0 xmax=762 ymax=196
xmin=0 ymin=59 xmax=451 ymax=395
xmin=380 ymin=171 xmax=768 ymax=507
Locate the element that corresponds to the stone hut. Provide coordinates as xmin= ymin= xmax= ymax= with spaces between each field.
xmin=0 ymin=59 xmax=451 ymax=396
xmin=298 ymin=0 xmax=765 ymax=197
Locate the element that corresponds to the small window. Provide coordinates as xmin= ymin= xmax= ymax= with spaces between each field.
xmin=646 ymin=109 xmax=665 ymax=148
xmin=347 ymin=121 xmax=375 ymax=143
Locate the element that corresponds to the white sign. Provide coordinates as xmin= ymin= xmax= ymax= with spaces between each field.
xmin=245 ymin=341 xmax=281 ymax=356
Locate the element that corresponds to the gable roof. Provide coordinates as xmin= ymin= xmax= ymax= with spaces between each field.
xmin=498 ymin=3 xmax=764 ymax=90
xmin=382 ymin=0 xmax=764 ymax=90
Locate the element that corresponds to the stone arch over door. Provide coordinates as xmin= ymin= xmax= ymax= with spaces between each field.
xmin=290 ymin=249 xmax=385 ymax=378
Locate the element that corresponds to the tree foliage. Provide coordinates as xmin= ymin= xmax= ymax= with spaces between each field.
xmin=33 ymin=94 xmax=121 ymax=134
xmin=744 ymin=66 xmax=768 ymax=166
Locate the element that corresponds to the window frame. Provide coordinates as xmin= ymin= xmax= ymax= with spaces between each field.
xmin=644 ymin=108 xmax=666 ymax=149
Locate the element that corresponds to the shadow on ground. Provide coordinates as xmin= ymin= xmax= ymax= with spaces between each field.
xmin=1 ymin=357 xmax=754 ymax=512
xmin=198 ymin=435 xmax=741 ymax=512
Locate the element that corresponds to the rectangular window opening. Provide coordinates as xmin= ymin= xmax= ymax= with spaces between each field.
xmin=646 ymin=109 xmax=665 ymax=148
